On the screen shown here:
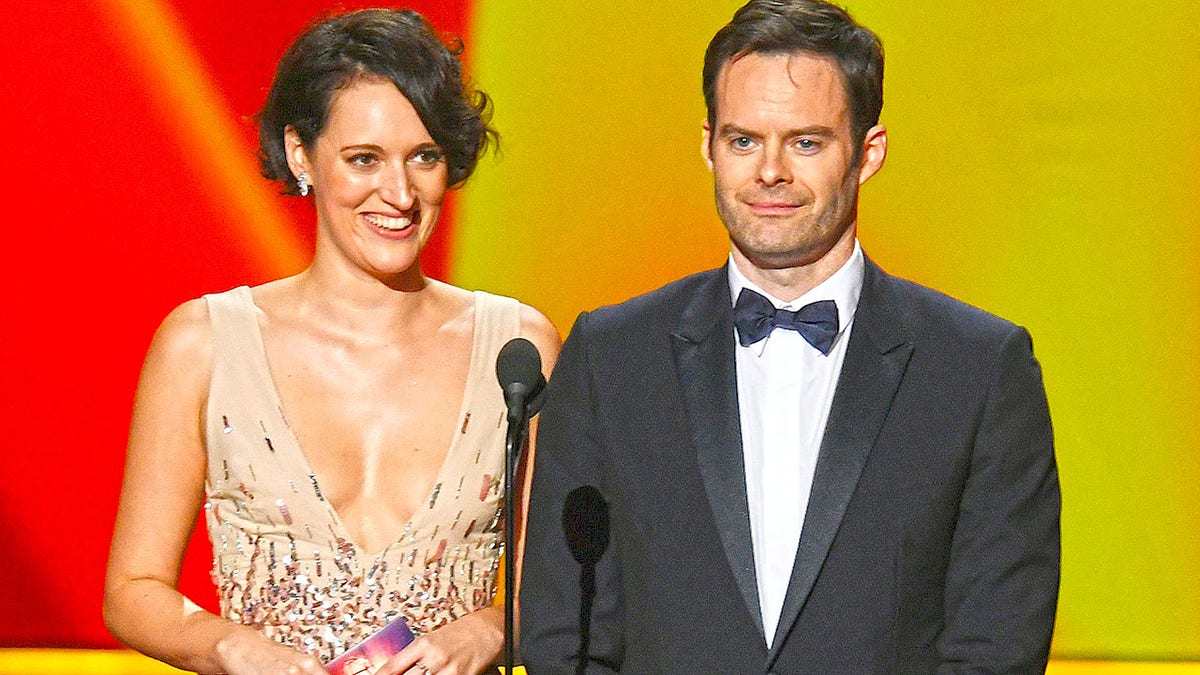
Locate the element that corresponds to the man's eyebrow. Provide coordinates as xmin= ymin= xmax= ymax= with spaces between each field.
xmin=792 ymin=125 xmax=838 ymax=138
xmin=715 ymin=123 xmax=838 ymax=138
xmin=716 ymin=123 xmax=760 ymax=139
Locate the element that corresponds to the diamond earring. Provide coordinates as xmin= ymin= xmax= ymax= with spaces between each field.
xmin=297 ymin=171 xmax=310 ymax=196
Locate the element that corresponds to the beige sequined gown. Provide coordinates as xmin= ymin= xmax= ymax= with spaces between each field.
xmin=202 ymin=286 xmax=517 ymax=661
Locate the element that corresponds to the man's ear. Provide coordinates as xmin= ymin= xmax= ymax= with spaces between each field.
xmin=701 ymin=119 xmax=714 ymax=171
xmin=857 ymin=124 xmax=887 ymax=185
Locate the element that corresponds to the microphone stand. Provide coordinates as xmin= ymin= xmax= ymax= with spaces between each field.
xmin=503 ymin=403 xmax=532 ymax=673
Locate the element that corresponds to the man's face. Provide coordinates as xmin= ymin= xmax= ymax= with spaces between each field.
xmin=703 ymin=51 xmax=884 ymax=274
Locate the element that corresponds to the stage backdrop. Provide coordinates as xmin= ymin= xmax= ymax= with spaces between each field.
xmin=0 ymin=0 xmax=1196 ymax=662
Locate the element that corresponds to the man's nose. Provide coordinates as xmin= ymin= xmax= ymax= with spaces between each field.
xmin=757 ymin=146 xmax=792 ymax=186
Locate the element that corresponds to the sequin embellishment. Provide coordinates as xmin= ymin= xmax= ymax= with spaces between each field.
xmin=308 ymin=474 xmax=324 ymax=501
xmin=259 ymin=421 xmax=275 ymax=453
xmin=276 ymin=499 xmax=293 ymax=525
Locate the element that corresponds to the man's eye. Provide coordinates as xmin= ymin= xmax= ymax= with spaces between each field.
xmin=796 ymin=139 xmax=820 ymax=151
xmin=731 ymin=136 xmax=754 ymax=149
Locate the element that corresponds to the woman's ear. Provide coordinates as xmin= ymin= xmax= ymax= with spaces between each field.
xmin=283 ymin=125 xmax=309 ymax=180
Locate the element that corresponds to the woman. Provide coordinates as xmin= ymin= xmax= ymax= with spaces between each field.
xmin=104 ymin=9 xmax=559 ymax=675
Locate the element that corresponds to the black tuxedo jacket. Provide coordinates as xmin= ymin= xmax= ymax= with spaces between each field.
xmin=520 ymin=259 xmax=1060 ymax=674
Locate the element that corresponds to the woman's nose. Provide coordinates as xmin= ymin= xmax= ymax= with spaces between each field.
xmin=378 ymin=161 xmax=416 ymax=209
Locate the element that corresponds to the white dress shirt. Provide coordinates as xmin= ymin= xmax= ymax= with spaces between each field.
xmin=728 ymin=242 xmax=864 ymax=647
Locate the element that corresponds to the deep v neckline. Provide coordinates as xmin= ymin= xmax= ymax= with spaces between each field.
xmin=240 ymin=287 xmax=480 ymax=559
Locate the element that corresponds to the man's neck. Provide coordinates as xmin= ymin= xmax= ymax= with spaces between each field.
xmin=731 ymin=236 xmax=857 ymax=303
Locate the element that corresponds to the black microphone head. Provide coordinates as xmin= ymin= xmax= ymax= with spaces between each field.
xmin=562 ymin=485 xmax=610 ymax=566
xmin=497 ymin=337 xmax=543 ymax=395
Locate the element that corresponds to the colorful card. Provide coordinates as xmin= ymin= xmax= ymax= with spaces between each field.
xmin=325 ymin=617 xmax=415 ymax=675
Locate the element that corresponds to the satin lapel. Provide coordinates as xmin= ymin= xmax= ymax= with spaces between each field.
xmin=768 ymin=260 xmax=914 ymax=661
xmin=670 ymin=267 xmax=765 ymax=640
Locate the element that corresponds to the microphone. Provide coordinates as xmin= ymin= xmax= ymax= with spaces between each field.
xmin=496 ymin=337 xmax=546 ymax=421
xmin=495 ymin=336 xmax=546 ymax=673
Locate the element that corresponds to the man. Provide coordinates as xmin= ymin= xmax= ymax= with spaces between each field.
xmin=520 ymin=1 xmax=1061 ymax=672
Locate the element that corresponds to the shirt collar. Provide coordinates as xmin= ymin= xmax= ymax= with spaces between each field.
xmin=727 ymin=240 xmax=865 ymax=336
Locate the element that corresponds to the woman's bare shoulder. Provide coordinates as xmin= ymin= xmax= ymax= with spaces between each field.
xmin=517 ymin=302 xmax=561 ymax=369
xmin=141 ymin=297 xmax=214 ymax=388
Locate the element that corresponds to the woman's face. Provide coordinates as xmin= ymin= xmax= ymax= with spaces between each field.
xmin=287 ymin=77 xmax=448 ymax=281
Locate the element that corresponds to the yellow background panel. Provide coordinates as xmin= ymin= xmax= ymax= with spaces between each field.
xmin=459 ymin=0 xmax=1200 ymax=660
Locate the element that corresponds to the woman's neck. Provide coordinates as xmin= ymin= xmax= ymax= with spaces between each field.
xmin=287 ymin=262 xmax=440 ymax=343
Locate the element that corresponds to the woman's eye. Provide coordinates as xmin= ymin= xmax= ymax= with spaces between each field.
xmin=410 ymin=148 xmax=444 ymax=165
xmin=348 ymin=153 xmax=378 ymax=166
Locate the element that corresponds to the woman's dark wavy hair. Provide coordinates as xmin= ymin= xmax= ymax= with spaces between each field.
xmin=258 ymin=9 xmax=496 ymax=194
xmin=703 ymin=0 xmax=883 ymax=154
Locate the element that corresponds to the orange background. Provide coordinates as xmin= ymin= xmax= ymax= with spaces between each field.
xmin=0 ymin=0 xmax=1197 ymax=664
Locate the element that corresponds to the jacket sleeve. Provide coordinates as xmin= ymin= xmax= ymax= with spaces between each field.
xmin=520 ymin=312 xmax=624 ymax=674
xmin=937 ymin=326 xmax=1061 ymax=673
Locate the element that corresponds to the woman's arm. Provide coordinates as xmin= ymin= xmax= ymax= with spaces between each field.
xmin=103 ymin=299 xmax=326 ymax=675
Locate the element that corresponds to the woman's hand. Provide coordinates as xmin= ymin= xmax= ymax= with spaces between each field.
xmin=214 ymin=625 xmax=329 ymax=675
xmin=375 ymin=608 xmax=504 ymax=675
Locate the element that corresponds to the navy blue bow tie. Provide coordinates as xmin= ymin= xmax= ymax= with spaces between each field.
xmin=733 ymin=288 xmax=839 ymax=354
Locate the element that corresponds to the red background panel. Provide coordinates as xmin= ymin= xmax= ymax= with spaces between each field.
xmin=0 ymin=0 xmax=471 ymax=648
